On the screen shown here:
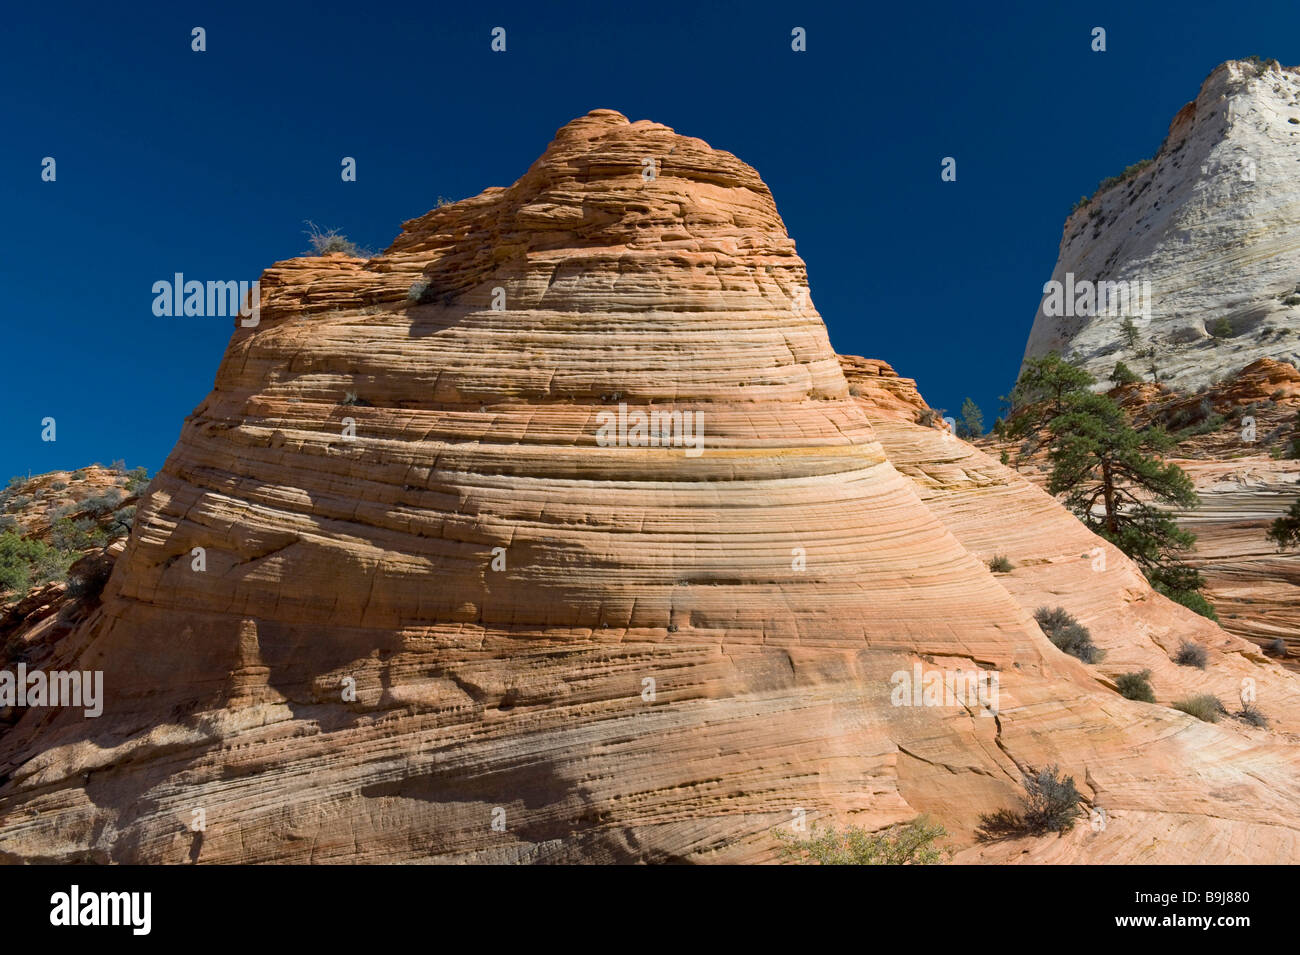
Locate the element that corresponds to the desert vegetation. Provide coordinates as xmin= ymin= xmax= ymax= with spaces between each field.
xmin=303 ymin=220 xmax=371 ymax=258
xmin=1172 ymin=694 xmax=1225 ymax=722
xmin=1173 ymin=639 xmax=1208 ymax=668
xmin=1035 ymin=606 xmax=1103 ymax=663
xmin=1115 ymin=670 xmax=1156 ymax=702
xmin=775 ymin=817 xmax=949 ymax=865
xmin=977 ymin=765 xmax=1085 ymax=839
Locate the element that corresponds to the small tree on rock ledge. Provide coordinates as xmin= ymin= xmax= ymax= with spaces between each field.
xmin=1267 ymin=498 xmax=1300 ymax=551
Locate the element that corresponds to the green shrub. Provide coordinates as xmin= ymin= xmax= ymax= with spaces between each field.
xmin=1243 ymin=55 xmax=1277 ymax=76
xmin=1267 ymin=638 xmax=1288 ymax=657
xmin=0 ymin=532 xmax=72 ymax=597
xmin=49 ymin=518 xmax=105 ymax=552
xmin=78 ymin=490 xmax=124 ymax=517
xmin=988 ymin=555 xmax=1014 ymax=573
xmin=1035 ymin=606 xmax=1103 ymax=663
xmin=1209 ymin=317 xmax=1233 ymax=338
xmin=1115 ymin=670 xmax=1156 ymax=703
xmin=977 ymin=765 xmax=1084 ymax=839
xmin=1172 ymin=694 xmax=1224 ymax=722
xmin=1173 ymin=639 xmax=1207 ymax=668
xmin=105 ymin=506 xmax=136 ymax=538
xmin=775 ymin=817 xmax=949 ymax=865
xmin=124 ymin=467 xmax=150 ymax=493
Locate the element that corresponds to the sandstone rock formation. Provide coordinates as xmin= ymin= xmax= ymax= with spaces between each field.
xmin=1024 ymin=59 xmax=1300 ymax=389
xmin=3 ymin=111 xmax=1300 ymax=864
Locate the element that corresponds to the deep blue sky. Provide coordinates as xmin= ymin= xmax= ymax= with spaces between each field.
xmin=3 ymin=0 xmax=1297 ymax=480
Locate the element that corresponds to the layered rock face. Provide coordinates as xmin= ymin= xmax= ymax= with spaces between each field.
xmin=1114 ymin=358 xmax=1300 ymax=655
xmin=1024 ymin=60 xmax=1300 ymax=389
xmin=3 ymin=111 xmax=1300 ymax=864
xmin=1174 ymin=454 xmax=1300 ymax=652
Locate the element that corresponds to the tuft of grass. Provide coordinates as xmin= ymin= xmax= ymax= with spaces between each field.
xmin=1115 ymin=670 xmax=1156 ymax=703
xmin=1172 ymin=694 xmax=1224 ymax=722
xmin=775 ymin=817 xmax=950 ymax=865
xmin=1173 ymin=639 xmax=1208 ymax=668
xmin=1035 ymin=606 xmax=1103 ymax=663
xmin=988 ymin=555 xmax=1014 ymax=573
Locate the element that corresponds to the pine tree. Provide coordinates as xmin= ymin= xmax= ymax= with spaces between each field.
xmin=958 ymin=397 xmax=984 ymax=439
xmin=1120 ymin=316 xmax=1140 ymax=351
xmin=1003 ymin=353 xmax=1095 ymax=453
xmin=1109 ymin=361 xmax=1139 ymax=386
xmin=1045 ymin=391 xmax=1214 ymax=618
xmin=1137 ymin=342 xmax=1161 ymax=383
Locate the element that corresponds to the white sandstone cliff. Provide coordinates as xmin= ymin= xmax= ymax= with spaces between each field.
xmin=1023 ymin=59 xmax=1300 ymax=388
